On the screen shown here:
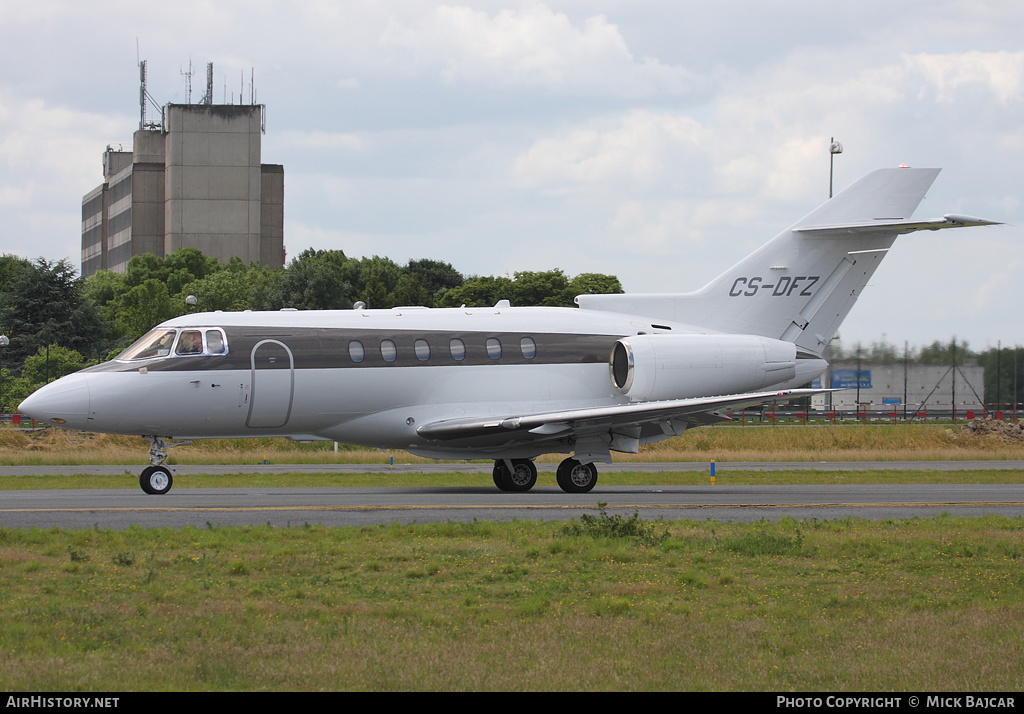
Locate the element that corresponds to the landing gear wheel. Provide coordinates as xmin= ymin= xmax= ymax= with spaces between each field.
xmin=492 ymin=459 xmax=538 ymax=492
xmin=492 ymin=463 xmax=510 ymax=491
xmin=556 ymin=458 xmax=598 ymax=494
xmin=140 ymin=465 xmax=173 ymax=495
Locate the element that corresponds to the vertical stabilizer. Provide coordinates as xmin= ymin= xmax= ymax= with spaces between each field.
xmin=576 ymin=168 xmax=996 ymax=354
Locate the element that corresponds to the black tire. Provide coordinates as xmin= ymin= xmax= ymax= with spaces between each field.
xmin=492 ymin=462 xmax=511 ymax=491
xmin=492 ymin=460 xmax=538 ymax=492
xmin=556 ymin=458 xmax=597 ymax=494
xmin=140 ymin=465 xmax=173 ymax=495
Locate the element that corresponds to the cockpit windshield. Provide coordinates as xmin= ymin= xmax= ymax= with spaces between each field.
xmin=117 ymin=327 xmax=228 ymax=361
xmin=118 ymin=329 xmax=177 ymax=361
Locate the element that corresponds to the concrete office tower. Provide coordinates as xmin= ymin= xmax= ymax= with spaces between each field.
xmin=81 ymin=103 xmax=284 ymax=277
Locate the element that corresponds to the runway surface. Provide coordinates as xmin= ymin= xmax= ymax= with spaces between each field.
xmin=2 ymin=461 xmax=1024 ymax=528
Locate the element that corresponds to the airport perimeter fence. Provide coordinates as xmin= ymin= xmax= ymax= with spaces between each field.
xmin=729 ymin=404 xmax=1023 ymax=426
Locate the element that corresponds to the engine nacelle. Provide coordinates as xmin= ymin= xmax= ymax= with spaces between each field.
xmin=609 ymin=333 xmax=798 ymax=401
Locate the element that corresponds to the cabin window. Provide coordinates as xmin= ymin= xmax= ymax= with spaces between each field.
xmin=414 ymin=339 xmax=430 ymax=361
xmin=205 ymin=330 xmax=226 ymax=355
xmin=175 ymin=330 xmax=204 ymax=355
xmin=118 ymin=329 xmax=177 ymax=361
xmin=349 ymin=340 xmax=365 ymax=363
xmin=520 ymin=336 xmax=537 ymax=359
xmin=449 ymin=338 xmax=466 ymax=361
xmin=486 ymin=337 xmax=502 ymax=360
xmin=380 ymin=339 xmax=397 ymax=362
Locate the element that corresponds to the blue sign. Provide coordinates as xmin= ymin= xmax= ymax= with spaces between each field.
xmin=830 ymin=369 xmax=872 ymax=390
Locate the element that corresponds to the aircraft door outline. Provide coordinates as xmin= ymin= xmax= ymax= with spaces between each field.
xmin=246 ymin=339 xmax=295 ymax=429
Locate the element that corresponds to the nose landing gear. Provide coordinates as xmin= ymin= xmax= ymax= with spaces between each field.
xmin=140 ymin=465 xmax=173 ymax=495
xmin=139 ymin=436 xmax=190 ymax=495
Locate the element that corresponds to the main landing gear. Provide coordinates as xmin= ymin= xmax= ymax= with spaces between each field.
xmin=491 ymin=457 xmax=598 ymax=494
xmin=492 ymin=459 xmax=537 ymax=492
xmin=139 ymin=436 xmax=189 ymax=495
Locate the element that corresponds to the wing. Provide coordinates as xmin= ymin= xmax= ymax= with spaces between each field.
xmin=416 ymin=388 xmax=826 ymax=451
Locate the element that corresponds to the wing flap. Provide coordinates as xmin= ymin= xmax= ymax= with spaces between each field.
xmin=416 ymin=388 xmax=826 ymax=442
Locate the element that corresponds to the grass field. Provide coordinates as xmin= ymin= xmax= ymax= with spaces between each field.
xmin=2 ymin=516 xmax=1023 ymax=691
xmin=2 ymin=421 xmax=1022 ymax=466
xmin=2 ymin=422 xmax=1023 ymax=691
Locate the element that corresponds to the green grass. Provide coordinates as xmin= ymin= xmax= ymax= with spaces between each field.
xmin=2 ymin=517 xmax=1023 ymax=690
xmin=2 ymin=468 xmax=1024 ymax=491
xmin=3 ymin=421 xmax=1024 ymax=466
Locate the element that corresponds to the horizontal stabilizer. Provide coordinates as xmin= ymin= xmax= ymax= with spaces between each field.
xmin=796 ymin=214 xmax=1002 ymax=236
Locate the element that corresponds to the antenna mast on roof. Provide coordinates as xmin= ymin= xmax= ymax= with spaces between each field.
xmin=181 ymin=58 xmax=195 ymax=104
xmin=200 ymin=62 xmax=214 ymax=105
xmin=137 ymin=59 xmax=162 ymax=130
xmin=139 ymin=59 xmax=148 ymax=129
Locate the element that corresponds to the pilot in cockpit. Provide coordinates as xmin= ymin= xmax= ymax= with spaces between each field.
xmin=176 ymin=330 xmax=203 ymax=355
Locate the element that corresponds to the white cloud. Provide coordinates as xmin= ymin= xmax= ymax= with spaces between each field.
xmin=907 ymin=50 xmax=1024 ymax=104
xmin=510 ymin=110 xmax=707 ymax=190
xmin=380 ymin=3 xmax=703 ymax=97
xmin=278 ymin=130 xmax=365 ymax=152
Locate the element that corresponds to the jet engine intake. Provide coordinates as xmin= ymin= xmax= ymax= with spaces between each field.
xmin=610 ymin=333 xmax=797 ymax=401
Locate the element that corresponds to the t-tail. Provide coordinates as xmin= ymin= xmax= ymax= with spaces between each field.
xmin=576 ymin=167 xmax=1000 ymax=354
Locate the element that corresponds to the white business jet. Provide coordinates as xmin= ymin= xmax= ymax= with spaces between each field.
xmin=19 ymin=167 xmax=999 ymax=494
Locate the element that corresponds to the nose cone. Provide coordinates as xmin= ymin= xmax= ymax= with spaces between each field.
xmin=18 ymin=374 xmax=91 ymax=428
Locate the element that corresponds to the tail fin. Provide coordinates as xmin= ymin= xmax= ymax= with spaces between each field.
xmin=576 ymin=168 xmax=999 ymax=354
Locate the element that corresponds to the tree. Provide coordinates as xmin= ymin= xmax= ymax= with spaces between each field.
xmin=978 ymin=344 xmax=1024 ymax=408
xmin=112 ymin=279 xmax=179 ymax=341
xmin=22 ymin=344 xmax=86 ymax=384
xmin=276 ymin=249 xmax=355 ymax=310
xmin=0 ymin=258 xmax=103 ymax=370
xmin=404 ymin=259 xmax=464 ymax=304
xmin=437 ymin=275 xmax=515 ymax=308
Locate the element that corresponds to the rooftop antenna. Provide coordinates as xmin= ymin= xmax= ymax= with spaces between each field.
xmin=137 ymin=56 xmax=162 ymax=130
xmin=181 ymin=58 xmax=195 ymax=104
xmin=200 ymin=62 xmax=214 ymax=105
xmin=139 ymin=59 xmax=148 ymax=129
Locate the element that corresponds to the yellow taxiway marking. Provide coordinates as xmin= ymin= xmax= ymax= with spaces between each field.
xmin=4 ymin=502 xmax=1024 ymax=514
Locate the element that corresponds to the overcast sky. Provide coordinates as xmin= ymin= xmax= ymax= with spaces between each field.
xmin=1 ymin=0 xmax=1022 ymax=351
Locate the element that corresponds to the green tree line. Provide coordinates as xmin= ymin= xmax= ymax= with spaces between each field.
xmin=0 ymin=249 xmax=622 ymax=412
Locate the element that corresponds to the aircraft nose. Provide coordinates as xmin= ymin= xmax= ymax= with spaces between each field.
xmin=18 ymin=374 xmax=91 ymax=427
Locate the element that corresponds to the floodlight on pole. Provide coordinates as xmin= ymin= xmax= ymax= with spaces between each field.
xmin=829 ymin=138 xmax=843 ymax=198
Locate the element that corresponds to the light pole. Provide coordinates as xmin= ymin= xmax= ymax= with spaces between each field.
xmin=829 ymin=138 xmax=843 ymax=198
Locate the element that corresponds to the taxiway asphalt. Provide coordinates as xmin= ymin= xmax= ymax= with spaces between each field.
xmin=2 ymin=461 xmax=1023 ymax=528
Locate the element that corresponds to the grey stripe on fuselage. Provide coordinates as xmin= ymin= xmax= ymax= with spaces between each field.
xmin=83 ymin=328 xmax=625 ymax=373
